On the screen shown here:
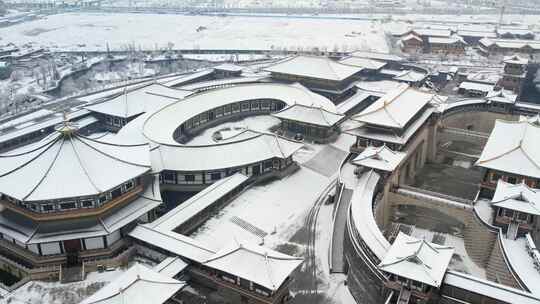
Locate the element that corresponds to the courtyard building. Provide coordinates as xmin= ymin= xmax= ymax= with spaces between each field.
xmin=476 ymin=119 xmax=540 ymax=197
xmin=264 ymin=55 xmax=364 ymax=101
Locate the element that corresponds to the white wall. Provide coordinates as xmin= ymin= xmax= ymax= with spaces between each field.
xmin=106 ymin=230 xmax=121 ymax=245
xmin=84 ymin=237 xmax=105 ymax=250
xmin=41 ymin=242 xmax=61 ymax=255
xmin=27 ymin=244 xmax=39 ymax=255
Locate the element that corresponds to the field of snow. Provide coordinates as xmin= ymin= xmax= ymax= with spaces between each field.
xmin=0 ymin=13 xmax=389 ymax=52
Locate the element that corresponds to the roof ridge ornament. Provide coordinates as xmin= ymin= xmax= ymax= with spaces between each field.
xmin=56 ymin=111 xmax=78 ymax=136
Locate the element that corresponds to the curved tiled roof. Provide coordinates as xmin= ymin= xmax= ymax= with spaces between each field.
xmin=476 ymin=119 xmax=540 ymax=178
xmin=0 ymin=123 xmax=151 ymax=201
xmin=264 ymin=55 xmax=363 ymax=81
xmin=143 ymin=82 xmax=336 ymax=145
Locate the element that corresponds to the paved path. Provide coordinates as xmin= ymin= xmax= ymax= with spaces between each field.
xmin=331 ymin=188 xmax=353 ymax=273
xmin=303 ymin=145 xmax=347 ymax=177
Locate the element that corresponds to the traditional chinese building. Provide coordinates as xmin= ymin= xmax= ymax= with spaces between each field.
xmin=490 ymin=180 xmax=540 ymax=240
xmin=80 ymin=263 xmax=185 ymax=304
xmin=0 ymin=121 xmax=160 ymax=269
xmin=378 ymin=232 xmax=454 ymax=304
xmin=476 ymin=118 xmax=540 ymax=197
xmin=498 ymin=55 xmax=528 ymax=94
xmin=271 ymin=103 xmax=344 ymax=142
xmin=264 ymin=56 xmax=363 ymax=101
xmin=428 ymin=36 xmax=467 ymax=55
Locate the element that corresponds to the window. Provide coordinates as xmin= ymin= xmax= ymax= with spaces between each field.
xmin=59 ymin=202 xmax=77 ymax=210
xmin=27 ymin=204 xmax=37 ymax=211
xmin=504 ymin=209 xmax=515 ymax=218
xmin=507 ymin=176 xmax=517 ymax=184
xmin=232 ymin=103 xmax=240 ymax=113
xmin=251 ymin=101 xmax=260 ymax=110
xmin=518 ymin=212 xmax=529 ymax=222
xmin=491 ymin=173 xmax=501 ymax=183
xmin=111 ymin=187 xmax=122 ymax=200
xmin=210 ymin=173 xmax=221 ymax=181
xmin=42 ymin=204 xmax=54 ymax=212
xmin=81 ymin=200 xmax=94 ymax=208
xmin=99 ymin=195 xmax=108 ymax=204
xmin=124 ymin=180 xmax=134 ymax=191
xmin=113 ymin=118 xmax=120 ymax=126
xmin=241 ymin=103 xmax=250 ymax=111
xmin=184 ymin=175 xmax=195 ymax=182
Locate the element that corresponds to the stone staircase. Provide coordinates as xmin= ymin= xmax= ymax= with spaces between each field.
xmin=462 ymin=212 xmax=498 ymax=267
xmin=229 ymin=216 xmax=267 ymax=239
xmin=485 ymin=236 xmax=522 ymax=289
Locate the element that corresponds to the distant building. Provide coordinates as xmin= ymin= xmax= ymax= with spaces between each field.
xmin=264 ymin=56 xmax=363 ymax=101
xmin=428 ymin=36 xmax=467 ymax=55
xmin=498 ymin=55 xmax=528 ymax=94
xmin=479 ymin=38 xmax=540 ymax=56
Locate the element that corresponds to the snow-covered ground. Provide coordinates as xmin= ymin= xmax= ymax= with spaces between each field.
xmin=190 ymin=160 xmax=333 ymax=250
xmin=0 ymin=13 xmax=389 ymax=52
xmin=185 ymin=115 xmax=281 ymax=145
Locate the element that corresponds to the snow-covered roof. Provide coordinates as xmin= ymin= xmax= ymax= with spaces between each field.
xmin=352 ymin=145 xmax=406 ymax=172
xmin=339 ymin=56 xmax=387 ymax=70
xmin=271 ymin=104 xmax=344 ymax=127
xmin=349 ymin=170 xmax=388 ymax=260
xmin=344 ymin=107 xmax=434 ymax=145
xmin=411 ymin=28 xmax=452 ymax=37
xmin=457 ymin=30 xmax=496 ymax=38
xmin=0 ymin=176 xmax=161 ymax=244
xmin=129 ymin=224 xmax=216 ymax=262
xmin=352 ymin=84 xmax=434 ymax=129
xmin=80 ymin=263 xmax=184 ymax=304
xmin=428 ymin=35 xmax=467 ymax=45
xmin=264 ymin=55 xmax=363 ymax=81
xmin=392 ymin=70 xmax=427 ymax=83
xmin=85 ymin=83 xmax=193 ymax=118
xmin=150 ymin=173 xmax=248 ymax=232
xmin=480 ymin=38 xmax=540 ymax=50
xmin=497 ymin=27 xmax=534 ymax=36
xmin=157 ymin=69 xmax=214 ymax=87
xmin=504 ymin=55 xmax=529 ymax=65
xmin=349 ymin=51 xmax=403 ymax=62
xmin=153 ymin=257 xmax=189 ymax=278
xmin=214 ymin=63 xmax=244 ymax=72
xmin=476 ymin=120 xmax=540 ymax=179
xmin=0 ymin=124 xmax=151 ymax=201
xmin=378 ymin=232 xmax=454 ymax=287
xmin=444 ymin=271 xmax=540 ymax=304
xmin=401 ymin=33 xmax=423 ymax=42
xmin=0 ymin=109 xmax=90 ymax=144
xmin=151 ymin=131 xmax=303 ymax=172
xmin=491 ymin=180 xmax=540 ymax=216
xmin=203 ymin=241 xmax=303 ymax=291
xmin=177 ymin=76 xmax=268 ymax=91
xmin=459 ymin=81 xmax=494 ymax=93
xmin=143 ymin=82 xmax=336 ymax=145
